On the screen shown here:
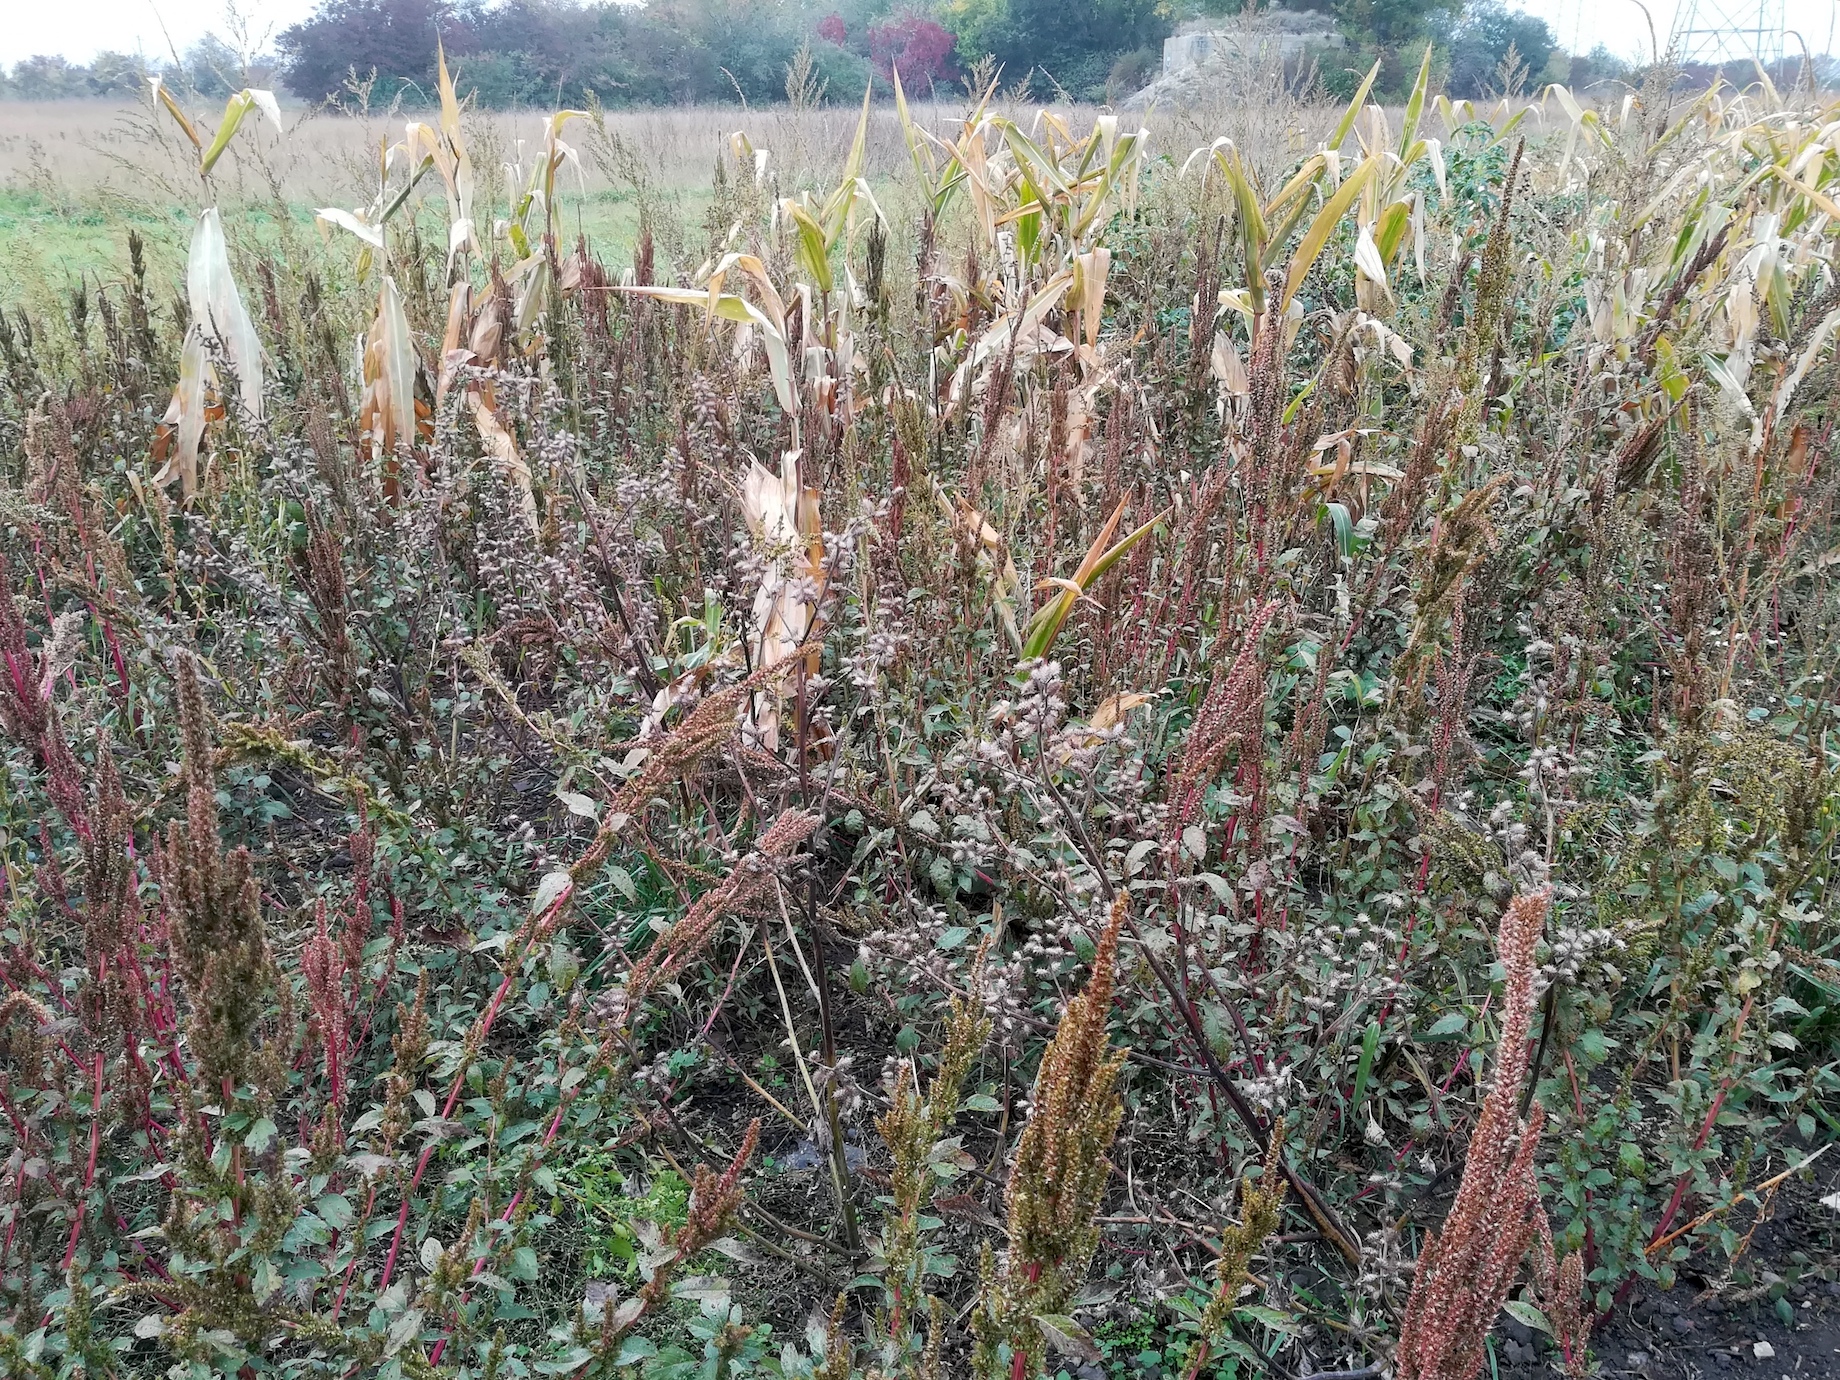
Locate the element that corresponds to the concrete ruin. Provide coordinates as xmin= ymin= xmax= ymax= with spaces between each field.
xmin=1123 ymin=11 xmax=1346 ymax=109
xmin=1162 ymin=12 xmax=1347 ymax=75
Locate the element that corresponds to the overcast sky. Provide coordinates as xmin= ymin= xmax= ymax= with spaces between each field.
xmin=1 ymin=2 xmax=319 ymax=69
xmin=1 ymin=0 xmax=1833 ymax=72
xmin=1518 ymin=0 xmax=1840 ymax=62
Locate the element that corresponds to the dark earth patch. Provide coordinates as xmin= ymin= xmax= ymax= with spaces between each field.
xmin=1499 ymin=1160 xmax=1840 ymax=1380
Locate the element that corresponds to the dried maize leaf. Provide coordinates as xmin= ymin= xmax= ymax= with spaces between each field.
xmin=187 ymin=209 xmax=264 ymax=420
xmin=437 ymin=281 xmax=472 ymax=408
xmin=149 ymin=76 xmax=201 ymax=150
xmin=358 ymin=276 xmax=423 ymax=498
xmin=152 ymin=327 xmax=210 ymax=497
xmin=315 ymin=206 xmax=385 ymax=248
xmin=472 ymin=395 xmax=538 ymax=535
xmin=436 ymin=44 xmax=476 ymax=264
xmin=378 ymin=276 xmax=419 ymax=460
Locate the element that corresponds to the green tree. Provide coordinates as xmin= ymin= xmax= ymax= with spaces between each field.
xmin=1335 ymin=0 xmax=1459 ymax=48
xmin=939 ymin=0 xmax=1169 ymax=99
xmin=278 ymin=0 xmax=451 ymax=103
xmin=1442 ymin=0 xmax=1557 ymax=95
xmin=86 ymin=52 xmax=154 ymax=97
xmin=7 ymin=55 xmax=86 ymax=99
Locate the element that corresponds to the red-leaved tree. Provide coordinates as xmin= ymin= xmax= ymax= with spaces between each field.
xmin=866 ymin=11 xmax=958 ymax=88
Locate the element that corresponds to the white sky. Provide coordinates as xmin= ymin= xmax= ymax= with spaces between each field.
xmin=1512 ymin=0 xmax=1837 ymax=61
xmin=2 ymin=0 xmax=1833 ymax=71
xmin=0 ymin=1 xmax=321 ymax=68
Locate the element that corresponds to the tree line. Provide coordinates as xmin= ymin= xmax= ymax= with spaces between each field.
xmin=0 ymin=0 xmax=1671 ymax=110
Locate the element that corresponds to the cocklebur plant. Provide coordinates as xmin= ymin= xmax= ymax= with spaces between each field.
xmin=870 ymin=983 xmax=992 ymax=1366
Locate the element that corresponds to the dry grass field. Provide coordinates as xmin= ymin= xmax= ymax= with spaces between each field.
xmin=0 ymin=98 xmax=748 ymax=294
xmin=0 ymin=81 xmax=1342 ymax=299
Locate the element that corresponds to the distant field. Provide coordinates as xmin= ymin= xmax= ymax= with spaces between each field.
xmin=0 ymin=183 xmax=691 ymax=300
xmin=0 ymin=91 xmax=1330 ymax=305
xmin=0 ymin=97 xmax=909 ymax=303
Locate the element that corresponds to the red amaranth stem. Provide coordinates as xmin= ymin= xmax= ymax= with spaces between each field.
xmin=1009 ymin=1259 xmax=1045 ymax=1380
xmin=373 ymin=887 xmax=568 ymax=1299
xmin=1598 ymin=965 xmax=1767 ymax=1327
xmin=58 ymin=1053 xmax=105 ymax=1275
xmin=1645 ymin=1001 xmax=1756 ymax=1245
xmin=426 ymin=1046 xmax=600 ymax=1365
xmin=88 ymin=606 xmax=133 ymax=716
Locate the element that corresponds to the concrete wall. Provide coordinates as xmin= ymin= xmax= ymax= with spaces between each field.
xmin=1162 ymin=18 xmax=1345 ymax=76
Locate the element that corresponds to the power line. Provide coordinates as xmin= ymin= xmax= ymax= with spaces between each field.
xmin=1674 ymin=0 xmax=1788 ymax=64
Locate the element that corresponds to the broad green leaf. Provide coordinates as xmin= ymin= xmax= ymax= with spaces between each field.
xmin=1033 ymin=1314 xmax=1101 ymax=1363
xmin=1327 ymin=60 xmax=1382 ymax=152
xmin=530 ymin=869 xmax=574 ymax=917
xmin=1280 ymin=158 xmax=1377 ymax=315
xmin=1502 ymin=1300 xmax=1551 ymax=1334
xmin=1423 ymin=1011 xmax=1469 ymax=1040
xmin=244 ymin=1117 xmax=277 ymax=1153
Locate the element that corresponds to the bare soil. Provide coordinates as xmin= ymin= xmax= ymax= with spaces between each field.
xmin=1500 ymin=1159 xmax=1840 ymax=1380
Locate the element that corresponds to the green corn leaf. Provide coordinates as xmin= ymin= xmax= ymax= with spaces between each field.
xmin=1374 ymin=198 xmax=1413 ymax=266
xmin=1265 ymin=152 xmax=1330 ymax=224
xmin=782 ymin=200 xmax=834 ymax=293
xmin=1019 ymin=504 xmax=1163 ymax=663
xmin=1323 ymin=501 xmax=1356 ymax=560
xmin=1399 ymin=43 xmax=1434 ymax=156
xmin=1327 ymin=59 xmax=1382 ymax=152
xmin=380 ymin=154 xmax=436 ymax=226
xmin=1350 ymin=1020 xmax=1380 ymax=1114
xmin=1280 ymin=158 xmax=1377 ymax=315
xmin=200 ymin=89 xmax=279 ymax=176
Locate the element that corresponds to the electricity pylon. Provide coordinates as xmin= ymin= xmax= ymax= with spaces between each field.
xmin=1672 ymin=0 xmax=1788 ymax=67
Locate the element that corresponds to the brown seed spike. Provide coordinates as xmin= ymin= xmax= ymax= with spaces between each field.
xmin=1395 ymin=887 xmax=1557 ymax=1380
xmin=163 ymin=654 xmax=277 ymax=1092
xmin=974 ymin=893 xmax=1129 ymax=1377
